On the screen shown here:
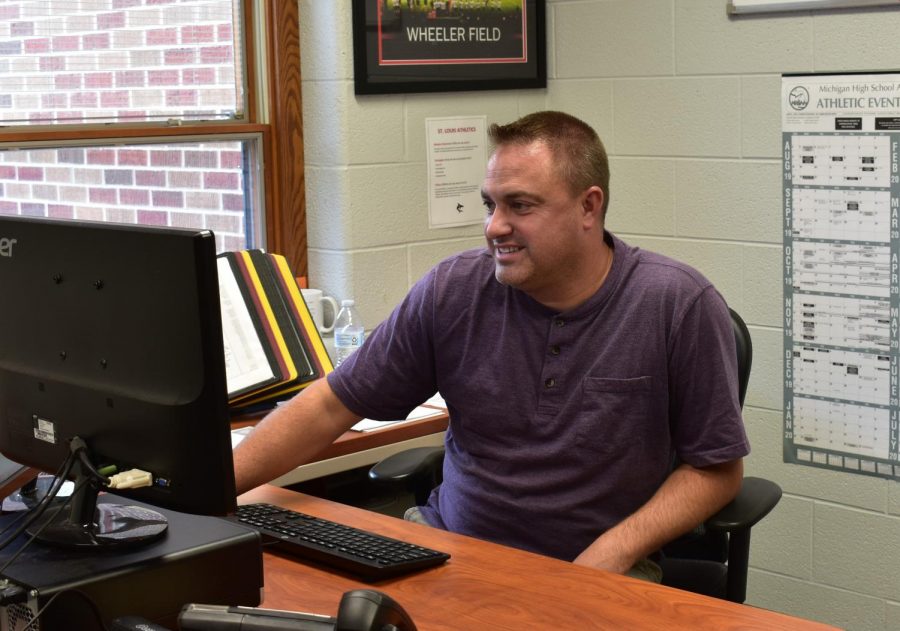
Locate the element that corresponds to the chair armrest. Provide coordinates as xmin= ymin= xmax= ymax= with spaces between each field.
xmin=368 ymin=447 xmax=445 ymax=506
xmin=705 ymin=476 xmax=782 ymax=533
xmin=368 ymin=446 xmax=444 ymax=483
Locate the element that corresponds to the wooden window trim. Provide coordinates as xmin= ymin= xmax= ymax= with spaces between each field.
xmin=265 ymin=0 xmax=307 ymax=278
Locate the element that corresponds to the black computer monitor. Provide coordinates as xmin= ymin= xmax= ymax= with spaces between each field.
xmin=0 ymin=215 xmax=235 ymax=548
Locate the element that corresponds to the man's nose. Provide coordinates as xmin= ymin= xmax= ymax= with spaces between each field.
xmin=484 ymin=207 xmax=511 ymax=238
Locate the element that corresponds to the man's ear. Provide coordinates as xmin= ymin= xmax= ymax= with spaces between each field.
xmin=581 ymin=186 xmax=605 ymax=228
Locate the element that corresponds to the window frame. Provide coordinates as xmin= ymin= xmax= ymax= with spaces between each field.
xmin=0 ymin=0 xmax=307 ymax=277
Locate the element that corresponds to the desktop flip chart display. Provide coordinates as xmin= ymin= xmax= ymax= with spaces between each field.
xmin=218 ymin=250 xmax=333 ymax=413
xmin=782 ymin=71 xmax=900 ymax=481
xmin=219 ymin=252 xmax=283 ymax=398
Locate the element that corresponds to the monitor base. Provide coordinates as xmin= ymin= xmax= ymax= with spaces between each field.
xmin=26 ymin=502 xmax=168 ymax=548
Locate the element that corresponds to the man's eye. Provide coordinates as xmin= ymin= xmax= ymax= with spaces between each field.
xmin=482 ymin=200 xmax=495 ymax=214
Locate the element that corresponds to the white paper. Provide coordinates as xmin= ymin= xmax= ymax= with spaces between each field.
xmin=217 ymin=257 xmax=276 ymax=396
xmin=351 ymin=405 xmax=446 ymax=433
xmin=231 ymin=425 xmax=254 ymax=449
xmin=424 ymin=392 xmax=447 ymax=409
xmin=426 ymin=116 xmax=487 ymax=228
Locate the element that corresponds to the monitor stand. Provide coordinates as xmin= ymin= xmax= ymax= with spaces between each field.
xmin=26 ymin=452 xmax=167 ymax=549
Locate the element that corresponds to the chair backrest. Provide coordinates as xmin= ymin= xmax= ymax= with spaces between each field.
xmin=659 ymin=306 xmax=764 ymax=601
xmin=729 ymin=307 xmax=752 ymax=409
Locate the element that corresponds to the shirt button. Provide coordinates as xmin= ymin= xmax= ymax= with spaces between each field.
xmin=544 ymin=378 xmax=556 ymax=388
xmin=554 ymin=319 xmax=565 ymax=328
xmin=549 ymin=345 xmax=560 ymax=356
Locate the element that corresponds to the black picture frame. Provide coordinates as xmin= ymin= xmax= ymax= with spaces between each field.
xmin=352 ymin=0 xmax=546 ymax=95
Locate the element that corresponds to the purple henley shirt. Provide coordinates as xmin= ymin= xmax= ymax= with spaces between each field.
xmin=327 ymin=232 xmax=750 ymax=561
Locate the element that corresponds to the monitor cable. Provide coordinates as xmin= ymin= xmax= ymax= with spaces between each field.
xmin=0 ymin=437 xmax=114 ymax=568
xmin=0 ymin=473 xmax=93 ymax=577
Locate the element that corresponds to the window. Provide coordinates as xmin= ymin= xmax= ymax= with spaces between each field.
xmin=0 ymin=0 xmax=306 ymax=274
xmin=0 ymin=138 xmax=262 ymax=252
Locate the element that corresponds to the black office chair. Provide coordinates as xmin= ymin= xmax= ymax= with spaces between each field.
xmin=655 ymin=308 xmax=781 ymax=603
xmin=369 ymin=308 xmax=781 ymax=603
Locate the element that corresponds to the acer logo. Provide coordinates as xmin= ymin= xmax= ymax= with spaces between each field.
xmin=0 ymin=237 xmax=16 ymax=258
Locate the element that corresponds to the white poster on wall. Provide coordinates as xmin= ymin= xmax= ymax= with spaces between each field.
xmin=781 ymin=71 xmax=900 ymax=482
xmin=426 ymin=116 xmax=487 ymax=229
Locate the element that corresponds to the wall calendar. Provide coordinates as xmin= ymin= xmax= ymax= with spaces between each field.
xmin=783 ymin=72 xmax=900 ymax=481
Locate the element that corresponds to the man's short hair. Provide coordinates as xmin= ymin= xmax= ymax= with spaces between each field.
xmin=488 ymin=111 xmax=610 ymax=215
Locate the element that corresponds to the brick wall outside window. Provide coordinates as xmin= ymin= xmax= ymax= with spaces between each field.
xmin=0 ymin=141 xmax=251 ymax=252
xmin=0 ymin=0 xmax=252 ymax=251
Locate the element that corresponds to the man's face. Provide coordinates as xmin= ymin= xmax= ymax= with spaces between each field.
xmin=481 ymin=140 xmax=595 ymax=304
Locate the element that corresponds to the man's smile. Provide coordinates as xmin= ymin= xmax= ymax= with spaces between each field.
xmin=492 ymin=244 xmax=524 ymax=264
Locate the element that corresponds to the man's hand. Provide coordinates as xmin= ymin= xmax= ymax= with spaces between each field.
xmin=572 ymin=533 xmax=640 ymax=574
xmin=572 ymin=459 xmax=743 ymax=574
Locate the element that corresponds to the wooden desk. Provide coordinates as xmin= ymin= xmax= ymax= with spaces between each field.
xmin=243 ymin=485 xmax=838 ymax=631
xmin=233 ymin=410 xmax=448 ymax=486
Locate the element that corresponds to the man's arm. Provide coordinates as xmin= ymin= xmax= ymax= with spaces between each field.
xmin=573 ymin=458 xmax=744 ymax=574
xmin=232 ymin=377 xmax=363 ymax=494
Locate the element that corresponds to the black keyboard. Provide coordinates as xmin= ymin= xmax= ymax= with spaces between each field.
xmin=229 ymin=503 xmax=450 ymax=581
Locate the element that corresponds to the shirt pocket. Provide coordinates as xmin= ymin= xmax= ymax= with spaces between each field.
xmin=576 ymin=376 xmax=656 ymax=454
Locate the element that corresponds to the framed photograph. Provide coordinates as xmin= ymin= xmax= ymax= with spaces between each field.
xmin=352 ymin=0 xmax=546 ymax=95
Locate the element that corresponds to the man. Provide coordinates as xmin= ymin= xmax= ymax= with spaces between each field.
xmin=234 ymin=111 xmax=749 ymax=582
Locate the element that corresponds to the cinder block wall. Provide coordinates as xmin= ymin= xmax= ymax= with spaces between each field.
xmin=299 ymin=2 xmax=900 ymax=629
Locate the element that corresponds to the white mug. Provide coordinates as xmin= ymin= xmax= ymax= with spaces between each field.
xmin=301 ymin=288 xmax=339 ymax=334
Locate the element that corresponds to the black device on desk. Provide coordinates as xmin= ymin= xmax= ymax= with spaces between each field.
xmin=178 ymin=589 xmax=417 ymax=631
xmin=0 ymin=216 xmax=261 ymax=628
xmin=0 ymin=497 xmax=261 ymax=630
